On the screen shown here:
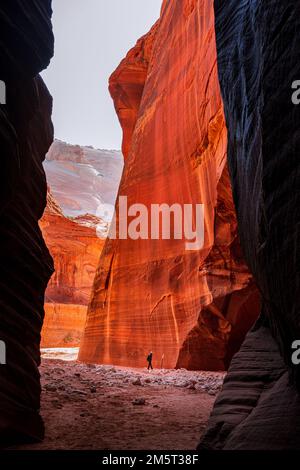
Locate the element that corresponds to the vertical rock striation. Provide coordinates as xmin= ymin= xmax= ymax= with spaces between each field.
xmin=109 ymin=21 xmax=159 ymax=160
xmin=79 ymin=0 xmax=260 ymax=370
xmin=0 ymin=1 xmax=54 ymax=444
xmin=199 ymin=0 xmax=300 ymax=450
xmin=40 ymin=140 xmax=123 ymax=348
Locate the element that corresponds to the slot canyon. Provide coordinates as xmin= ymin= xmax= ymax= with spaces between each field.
xmin=0 ymin=0 xmax=299 ymax=452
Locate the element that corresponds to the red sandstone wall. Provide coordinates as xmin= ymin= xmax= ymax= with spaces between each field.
xmin=40 ymin=191 xmax=104 ymax=347
xmin=109 ymin=21 xmax=159 ymax=160
xmin=79 ymin=0 xmax=260 ymax=370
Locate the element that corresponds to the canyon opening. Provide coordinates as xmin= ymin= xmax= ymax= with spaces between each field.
xmin=35 ymin=0 xmax=261 ymax=448
xmin=0 ymin=0 xmax=299 ymax=460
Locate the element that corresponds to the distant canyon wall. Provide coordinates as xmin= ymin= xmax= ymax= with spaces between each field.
xmin=40 ymin=190 xmax=104 ymax=347
xmin=39 ymin=141 xmax=123 ymax=348
xmin=79 ymin=0 xmax=260 ymax=370
xmin=44 ymin=140 xmax=123 ymax=217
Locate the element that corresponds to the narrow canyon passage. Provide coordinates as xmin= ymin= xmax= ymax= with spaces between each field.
xmin=2 ymin=0 xmax=299 ymax=453
xmin=9 ymin=0 xmax=259 ymax=448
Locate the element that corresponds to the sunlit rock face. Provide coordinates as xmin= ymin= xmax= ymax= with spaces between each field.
xmin=79 ymin=0 xmax=260 ymax=370
xmin=44 ymin=139 xmax=123 ymax=217
xmin=0 ymin=0 xmax=54 ymax=444
xmin=40 ymin=190 xmax=104 ymax=347
xmin=109 ymin=21 xmax=159 ymax=160
xmin=199 ymin=0 xmax=300 ymax=450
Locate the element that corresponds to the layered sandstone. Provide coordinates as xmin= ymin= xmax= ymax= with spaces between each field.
xmin=40 ymin=140 xmax=123 ymax=348
xmin=40 ymin=190 xmax=104 ymax=347
xmin=44 ymin=139 xmax=123 ymax=217
xmin=79 ymin=0 xmax=260 ymax=370
xmin=199 ymin=0 xmax=300 ymax=449
xmin=109 ymin=21 xmax=159 ymax=160
xmin=0 ymin=1 xmax=54 ymax=443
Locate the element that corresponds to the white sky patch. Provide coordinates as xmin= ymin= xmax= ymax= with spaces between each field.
xmin=41 ymin=0 xmax=162 ymax=149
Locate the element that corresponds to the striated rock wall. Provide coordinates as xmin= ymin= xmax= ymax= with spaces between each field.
xmin=79 ymin=0 xmax=260 ymax=370
xmin=40 ymin=138 xmax=123 ymax=348
xmin=199 ymin=0 xmax=300 ymax=449
xmin=40 ymin=190 xmax=104 ymax=347
xmin=41 ymin=303 xmax=88 ymax=348
xmin=109 ymin=21 xmax=159 ymax=160
xmin=0 ymin=1 xmax=54 ymax=443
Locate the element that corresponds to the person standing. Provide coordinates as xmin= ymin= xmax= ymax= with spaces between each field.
xmin=147 ymin=351 xmax=153 ymax=370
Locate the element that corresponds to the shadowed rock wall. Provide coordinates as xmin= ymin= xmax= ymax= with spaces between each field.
xmin=0 ymin=1 xmax=54 ymax=444
xmin=199 ymin=0 xmax=300 ymax=450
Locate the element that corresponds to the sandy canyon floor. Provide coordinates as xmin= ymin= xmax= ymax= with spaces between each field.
xmin=11 ymin=349 xmax=225 ymax=450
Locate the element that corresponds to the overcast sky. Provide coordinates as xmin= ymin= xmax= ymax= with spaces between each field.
xmin=41 ymin=0 xmax=162 ymax=150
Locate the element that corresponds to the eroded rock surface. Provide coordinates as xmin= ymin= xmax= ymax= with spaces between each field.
xmin=40 ymin=190 xmax=104 ymax=347
xmin=200 ymin=320 xmax=300 ymax=450
xmin=44 ymin=139 xmax=123 ymax=217
xmin=199 ymin=0 xmax=300 ymax=449
xmin=0 ymin=0 xmax=54 ymax=444
xmin=79 ymin=0 xmax=260 ymax=370
xmin=40 ymin=138 xmax=123 ymax=347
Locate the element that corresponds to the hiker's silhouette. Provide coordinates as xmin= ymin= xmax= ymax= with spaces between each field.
xmin=147 ymin=351 xmax=153 ymax=370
